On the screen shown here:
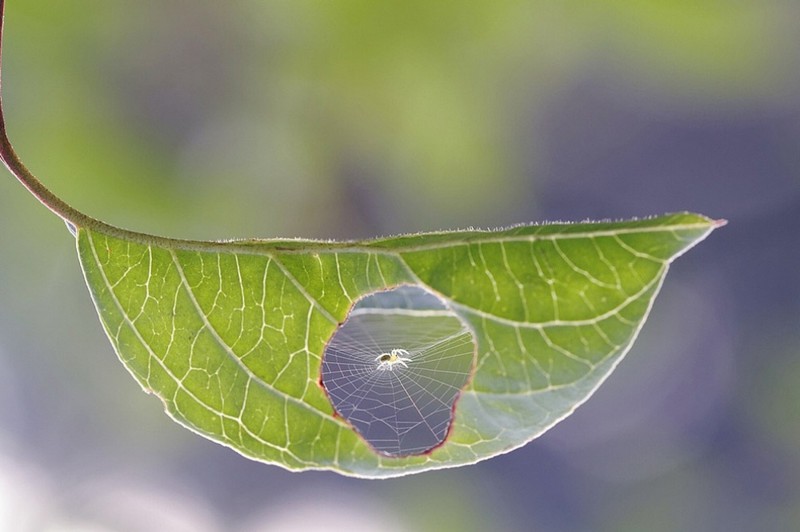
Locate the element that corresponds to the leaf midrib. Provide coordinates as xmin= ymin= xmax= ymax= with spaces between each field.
xmin=83 ymin=219 xmax=714 ymax=256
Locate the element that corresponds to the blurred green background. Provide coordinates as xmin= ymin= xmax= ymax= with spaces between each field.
xmin=1 ymin=0 xmax=799 ymax=530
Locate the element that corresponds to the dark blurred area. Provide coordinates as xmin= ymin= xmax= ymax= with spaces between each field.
xmin=0 ymin=1 xmax=798 ymax=530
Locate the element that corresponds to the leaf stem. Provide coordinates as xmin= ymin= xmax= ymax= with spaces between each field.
xmin=0 ymin=0 xmax=218 ymax=249
xmin=0 ymin=0 xmax=322 ymax=252
xmin=0 ymin=0 xmax=351 ymax=253
xmin=0 ymin=0 xmax=105 ymax=229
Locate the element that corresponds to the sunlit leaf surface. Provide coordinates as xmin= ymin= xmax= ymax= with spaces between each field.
xmin=76 ymin=212 xmax=719 ymax=478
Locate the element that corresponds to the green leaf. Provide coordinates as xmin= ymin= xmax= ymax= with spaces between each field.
xmin=75 ymin=212 xmax=721 ymax=478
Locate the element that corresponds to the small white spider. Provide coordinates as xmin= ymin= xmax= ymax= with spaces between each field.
xmin=374 ymin=348 xmax=412 ymax=371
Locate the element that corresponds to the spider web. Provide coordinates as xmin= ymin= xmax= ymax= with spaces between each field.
xmin=321 ymin=286 xmax=475 ymax=456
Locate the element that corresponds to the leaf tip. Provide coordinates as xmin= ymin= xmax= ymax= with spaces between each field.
xmin=712 ymin=218 xmax=729 ymax=228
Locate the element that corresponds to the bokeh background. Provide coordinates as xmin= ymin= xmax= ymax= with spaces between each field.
xmin=1 ymin=1 xmax=798 ymax=530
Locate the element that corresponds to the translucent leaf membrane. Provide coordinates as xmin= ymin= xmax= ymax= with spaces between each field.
xmin=321 ymin=286 xmax=475 ymax=456
xmin=75 ymin=213 xmax=722 ymax=478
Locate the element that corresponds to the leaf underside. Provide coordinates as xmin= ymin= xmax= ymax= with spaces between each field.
xmin=76 ymin=212 xmax=719 ymax=478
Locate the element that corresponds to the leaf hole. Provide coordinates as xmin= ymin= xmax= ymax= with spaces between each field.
xmin=321 ymin=285 xmax=476 ymax=457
